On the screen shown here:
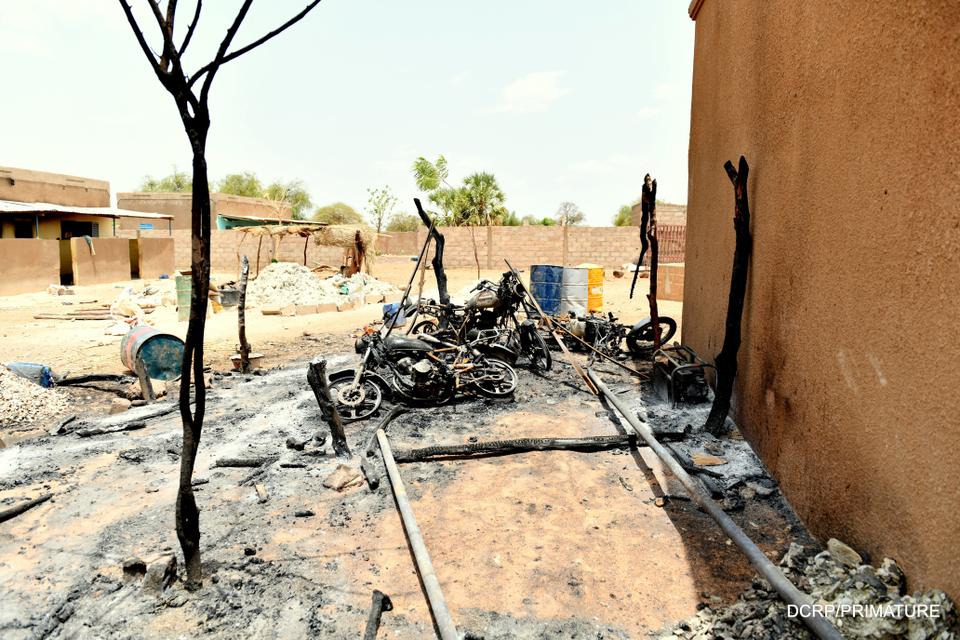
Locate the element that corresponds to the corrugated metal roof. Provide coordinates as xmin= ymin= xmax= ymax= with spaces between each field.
xmin=217 ymin=213 xmax=327 ymax=226
xmin=0 ymin=200 xmax=174 ymax=220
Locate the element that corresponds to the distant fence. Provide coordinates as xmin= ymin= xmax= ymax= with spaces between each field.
xmin=379 ymin=224 xmax=686 ymax=269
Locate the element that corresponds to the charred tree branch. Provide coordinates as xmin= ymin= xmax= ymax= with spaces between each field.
xmin=704 ymin=156 xmax=752 ymax=436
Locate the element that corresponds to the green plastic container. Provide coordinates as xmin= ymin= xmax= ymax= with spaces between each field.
xmin=175 ymin=274 xmax=191 ymax=322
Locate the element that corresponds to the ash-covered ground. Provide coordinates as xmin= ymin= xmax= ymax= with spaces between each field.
xmin=4 ymin=344 xmax=945 ymax=639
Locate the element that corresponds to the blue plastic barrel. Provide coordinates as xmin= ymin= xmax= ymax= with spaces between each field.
xmin=529 ymin=264 xmax=563 ymax=316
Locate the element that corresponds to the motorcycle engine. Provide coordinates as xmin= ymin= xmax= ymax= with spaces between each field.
xmin=397 ymin=357 xmax=447 ymax=397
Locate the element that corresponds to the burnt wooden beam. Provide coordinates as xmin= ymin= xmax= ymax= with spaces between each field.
xmin=392 ymin=434 xmax=637 ymax=463
xmin=362 ymin=590 xmax=393 ymax=640
xmin=414 ymin=198 xmax=449 ymax=305
xmin=646 ymin=178 xmax=662 ymax=350
xmin=238 ymin=255 xmax=252 ymax=373
xmin=0 ymin=493 xmax=53 ymax=523
xmin=306 ymin=358 xmax=351 ymax=458
xmin=704 ymin=156 xmax=753 ymax=436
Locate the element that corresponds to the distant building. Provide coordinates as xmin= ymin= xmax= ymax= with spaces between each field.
xmin=116 ymin=191 xmax=292 ymax=233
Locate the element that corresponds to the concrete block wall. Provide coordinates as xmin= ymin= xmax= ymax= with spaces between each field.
xmin=656 ymin=263 xmax=684 ymax=302
xmin=379 ymin=225 xmax=685 ymax=270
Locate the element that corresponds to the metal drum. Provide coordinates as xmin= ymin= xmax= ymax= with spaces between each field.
xmin=529 ymin=264 xmax=563 ymax=316
xmin=581 ymin=264 xmax=604 ymax=312
xmin=560 ymin=267 xmax=588 ymax=316
xmin=120 ymin=326 xmax=185 ymax=380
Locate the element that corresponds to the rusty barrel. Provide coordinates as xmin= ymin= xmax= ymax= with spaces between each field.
xmin=120 ymin=326 xmax=185 ymax=381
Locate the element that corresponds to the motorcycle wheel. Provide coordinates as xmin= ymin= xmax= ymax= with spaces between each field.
xmin=411 ymin=319 xmax=439 ymax=335
xmin=527 ymin=329 xmax=552 ymax=372
xmin=467 ymin=358 xmax=518 ymax=398
xmin=626 ymin=317 xmax=678 ymax=355
xmin=329 ymin=377 xmax=383 ymax=422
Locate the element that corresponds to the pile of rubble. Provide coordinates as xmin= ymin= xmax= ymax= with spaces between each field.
xmin=247 ymin=262 xmax=398 ymax=310
xmin=0 ymin=365 xmax=68 ymax=427
xmin=661 ymin=539 xmax=958 ymax=639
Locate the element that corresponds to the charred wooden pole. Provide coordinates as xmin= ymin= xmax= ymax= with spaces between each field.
xmin=238 ymin=255 xmax=252 ymax=373
xmin=392 ymin=434 xmax=636 ymax=463
xmin=306 ymin=358 xmax=351 ymax=458
xmin=0 ymin=493 xmax=52 ymax=523
xmin=646 ymin=178 xmax=662 ymax=350
xmin=704 ymin=156 xmax=753 ymax=436
xmin=629 ymin=174 xmax=657 ymax=299
xmin=303 ymin=236 xmax=309 ymax=266
xmin=362 ymin=590 xmax=394 ymax=640
xmin=414 ymin=198 xmax=449 ymax=305
xmin=255 ymin=237 xmax=263 ymax=278
xmin=384 ymin=219 xmax=435 ymax=339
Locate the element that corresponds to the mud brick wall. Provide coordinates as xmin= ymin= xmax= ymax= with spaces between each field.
xmin=0 ymin=239 xmax=60 ymax=295
xmin=381 ymin=225 xmax=685 ymax=270
xmin=378 ymin=231 xmax=419 ymax=255
xmin=70 ymin=237 xmax=131 ymax=285
xmin=136 ymin=238 xmax=175 ymax=279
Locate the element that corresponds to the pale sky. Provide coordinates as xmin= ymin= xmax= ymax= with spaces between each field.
xmin=1 ymin=1 xmax=694 ymax=226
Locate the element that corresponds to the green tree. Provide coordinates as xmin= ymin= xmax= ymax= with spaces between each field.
xmin=138 ymin=168 xmax=192 ymax=192
xmin=386 ymin=212 xmax=420 ymax=232
xmin=265 ymin=179 xmax=312 ymax=219
xmin=555 ymin=201 xmax=585 ymax=226
xmin=502 ymin=210 xmax=522 ymax=226
xmin=313 ymin=202 xmax=363 ymax=224
xmin=366 ymin=185 xmax=398 ymax=233
xmin=613 ymin=204 xmax=634 ymax=227
xmin=218 ymin=171 xmax=263 ymax=198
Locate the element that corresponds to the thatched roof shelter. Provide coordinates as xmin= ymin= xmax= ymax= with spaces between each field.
xmin=235 ymin=223 xmax=377 ymax=276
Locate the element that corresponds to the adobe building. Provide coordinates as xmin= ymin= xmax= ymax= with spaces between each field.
xmin=0 ymin=166 xmax=174 ymax=294
xmin=116 ymin=191 xmax=292 ymax=233
xmin=682 ymin=0 xmax=959 ymax=597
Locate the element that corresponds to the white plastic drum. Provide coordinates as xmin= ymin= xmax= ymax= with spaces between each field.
xmin=559 ymin=267 xmax=589 ymax=316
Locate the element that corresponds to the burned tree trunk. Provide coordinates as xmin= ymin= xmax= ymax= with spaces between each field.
xmin=177 ymin=139 xmax=213 ymax=587
xmin=119 ymin=0 xmax=324 ymax=587
xmin=238 ymin=255 xmax=252 ymax=373
xmin=307 ymin=358 xmax=351 ymax=458
xmin=645 ymin=179 xmax=661 ymax=350
xmin=415 ymin=198 xmax=450 ymax=305
xmin=629 ymin=177 xmax=657 ymax=299
xmin=704 ymin=156 xmax=753 ymax=436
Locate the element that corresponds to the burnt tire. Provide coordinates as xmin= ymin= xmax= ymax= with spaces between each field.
xmin=527 ymin=329 xmax=552 ymax=372
xmin=626 ymin=317 xmax=677 ymax=355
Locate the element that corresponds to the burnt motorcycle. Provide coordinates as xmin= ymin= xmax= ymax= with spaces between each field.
xmin=556 ymin=312 xmax=677 ymax=359
xmin=408 ymin=271 xmax=551 ymax=373
xmin=328 ymin=328 xmax=519 ymax=421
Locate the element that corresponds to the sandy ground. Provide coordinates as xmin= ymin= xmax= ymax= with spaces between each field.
xmin=0 ymin=257 xmax=680 ymax=444
xmin=0 ymin=351 xmax=807 ymax=639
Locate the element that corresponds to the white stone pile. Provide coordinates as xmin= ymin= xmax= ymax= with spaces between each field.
xmin=0 ymin=365 xmax=68 ymax=427
xmin=246 ymin=262 xmax=399 ymax=308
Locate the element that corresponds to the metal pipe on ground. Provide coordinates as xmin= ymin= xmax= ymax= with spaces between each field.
xmin=376 ymin=429 xmax=459 ymax=640
xmin=587 ymin=369 xmax=843 ymax=640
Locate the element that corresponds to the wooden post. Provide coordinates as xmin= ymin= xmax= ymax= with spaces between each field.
xmin=303 ymin=235 xmax=309 ymax=266
xmin=133 ymin=355 xmax=156 ymax=404
xmin=255 ymin=236 xmax=263 ymax=278
xmin=306 ymin=358 xmax=351 ymax=458
xmin=415 ymin=198 xmax=449 ymax=305
xmin=238 ymin=255 xmax=251 ymax=373
xmin=646 ymin=178 xmax=662 ymax=350
xmin=704 ymin=156 xmax=753 ymax=436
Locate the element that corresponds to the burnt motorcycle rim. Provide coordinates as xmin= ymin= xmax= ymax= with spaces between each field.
xmin=467 ymin=359 xmax=518 ymax=398
xmin=330 ymin=378 xmax=383 ymax=422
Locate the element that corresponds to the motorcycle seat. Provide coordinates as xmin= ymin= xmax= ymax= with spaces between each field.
xmin=384 ymin=335 xmax=433 ymax=351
